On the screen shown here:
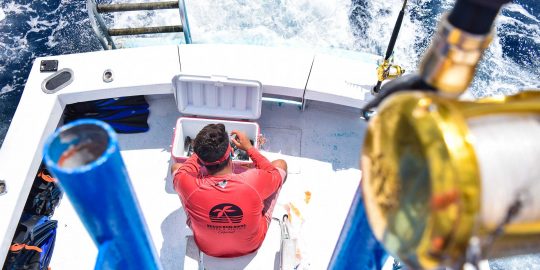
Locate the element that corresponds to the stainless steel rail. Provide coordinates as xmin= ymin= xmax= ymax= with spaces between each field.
xmin=97 ymin=1 xmax=179 ymax=12
xmin=108 ymin=25 xmax=183 ymax=36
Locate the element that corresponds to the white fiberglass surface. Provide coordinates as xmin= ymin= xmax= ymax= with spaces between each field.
xmin=49 ymin=94 xmax=367 ymax=269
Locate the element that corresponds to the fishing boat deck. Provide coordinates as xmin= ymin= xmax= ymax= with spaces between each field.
xmin=48 ymin=94 xmax=367 ymax=269
xmin=0 ymin=44 xmax=389 ymax=269
xmin=1 ymin=42 xmax=528 ymax=270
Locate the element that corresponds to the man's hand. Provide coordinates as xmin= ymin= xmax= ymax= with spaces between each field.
xmin=231 ymin=130 xmax=253 ymax=151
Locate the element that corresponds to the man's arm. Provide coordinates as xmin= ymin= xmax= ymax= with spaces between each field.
xmin=246 ymin=147 xmax=275 ymax=172
xmin=172 ymin=154 xmax=201 ymax=191
xmin=173 ymin=154 xmax=201 ymax=175
xmin=231 ymin=130 xmax=277 ymax=172
xmin=242 ymin=155 xmax=283 ymax=200
xmin=232 ymin=130 xmax=283 ymax=199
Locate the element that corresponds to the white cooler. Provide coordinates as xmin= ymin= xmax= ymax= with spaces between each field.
xmin=171 ymin=74 xmax=262 ymax=171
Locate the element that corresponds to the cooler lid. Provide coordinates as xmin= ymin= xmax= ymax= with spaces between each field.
xmin=172 ymin=74 xmax=263 ymax=120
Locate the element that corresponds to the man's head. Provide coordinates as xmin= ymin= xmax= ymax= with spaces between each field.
xmin=194 ymin=123 xmax=230 ymax=173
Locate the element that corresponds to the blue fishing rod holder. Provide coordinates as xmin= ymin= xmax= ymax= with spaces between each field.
xmin=44 ymin=119 xmax=161 ymax=270
xmin=328 ymin=187 xmax=389 ymax=270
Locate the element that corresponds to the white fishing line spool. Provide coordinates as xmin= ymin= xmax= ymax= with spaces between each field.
xmin=468 ymin=114 xmax=540 ymax=259
xmin=468 ymin=115 xmax=540 ymax=229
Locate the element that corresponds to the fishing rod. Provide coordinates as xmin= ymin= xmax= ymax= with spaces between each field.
xmin=331 ymin=0 xmax=540 ymax=269
xmin=372 ymin=0 xmax=408 ymax=94
xmin=364 ymin=0 xmax=511 ymax=115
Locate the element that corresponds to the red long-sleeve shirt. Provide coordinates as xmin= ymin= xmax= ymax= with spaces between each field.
xmin=173 ymin=148 xmax=283 ymax=257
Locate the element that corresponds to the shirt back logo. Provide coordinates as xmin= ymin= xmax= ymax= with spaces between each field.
xmin=209 ymin=203 xmax=243 ymax=223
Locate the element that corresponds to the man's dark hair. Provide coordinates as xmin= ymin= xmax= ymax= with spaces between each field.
xmin=193 ymin=123 xmax=230 ymax=173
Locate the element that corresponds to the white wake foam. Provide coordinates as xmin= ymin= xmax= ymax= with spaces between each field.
xmin=2 ymin=2 xmax=35 ymax=15
xmin=186 ymin=0 xmax=355 ymax=49
xmin=0 ymin=7 xmax=5 ymax=22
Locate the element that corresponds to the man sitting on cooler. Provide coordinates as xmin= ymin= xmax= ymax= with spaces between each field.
xmin=171 ymin=123 xmax=287 ymax=257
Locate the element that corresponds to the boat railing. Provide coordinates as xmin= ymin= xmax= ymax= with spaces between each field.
xmin=87 ymin=0 xmax=192 ymax=50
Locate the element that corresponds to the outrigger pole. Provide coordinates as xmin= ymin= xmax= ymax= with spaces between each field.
xmin=44 ymin=120 xmax=162 ymax=270
xmin=372 ymin=0 xmax=408 ymax=94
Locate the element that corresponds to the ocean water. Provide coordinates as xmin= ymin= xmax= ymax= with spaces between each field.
xmin=0 ymin=0 xmax=539 ymax=149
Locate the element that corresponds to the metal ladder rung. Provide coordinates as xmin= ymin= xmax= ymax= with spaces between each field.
xmin=87 ymin=0 xmax=192 ymax=49
xmin=97 ymin=1 xmax=179 ymax=13
xmin=108 ymin=25 xmax=182 ymax=36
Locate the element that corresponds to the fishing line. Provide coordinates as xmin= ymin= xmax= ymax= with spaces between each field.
xmin=467 ymin=115 xmax=540 ymax=228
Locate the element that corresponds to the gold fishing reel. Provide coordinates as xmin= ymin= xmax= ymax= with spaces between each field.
xmin=377 ymin=59 xmax=406 ymax=82
xmin=362 ymin=91 xmax=540 ymax=269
